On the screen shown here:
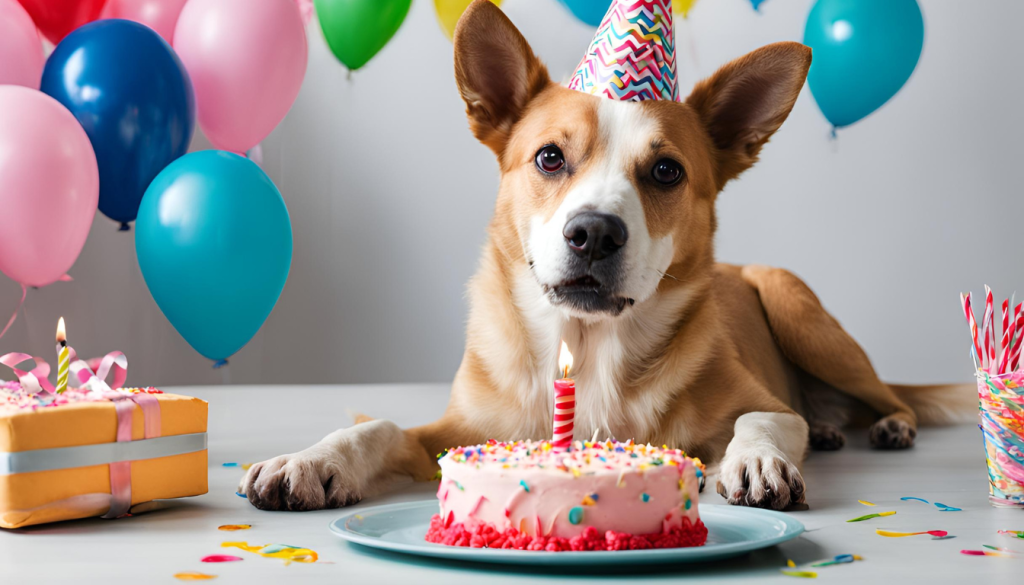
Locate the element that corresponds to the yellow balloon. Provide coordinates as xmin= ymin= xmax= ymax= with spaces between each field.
xmin=674 ymin=0 xmax=699 ymax=18
xmin=435 ymin=0 xmax=502 ymax=41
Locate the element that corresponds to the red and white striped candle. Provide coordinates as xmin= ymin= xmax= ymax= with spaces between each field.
xmin=553 ymin=341 xmax=575 ymax=449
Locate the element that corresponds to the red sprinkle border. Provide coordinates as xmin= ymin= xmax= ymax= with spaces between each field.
xmin=425 ymin=513 xmax=708 ymax=551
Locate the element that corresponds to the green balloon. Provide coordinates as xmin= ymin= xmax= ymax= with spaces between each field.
xmin=314 ymin=0 xmax=412 ymax=71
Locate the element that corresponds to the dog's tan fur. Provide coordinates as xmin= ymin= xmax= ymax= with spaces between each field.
xmin=240 ymin=1 xmax=972 ymax=512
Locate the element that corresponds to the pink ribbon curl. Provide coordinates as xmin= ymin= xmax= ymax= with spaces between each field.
xmin=1 ymin=349 xmax=162 ymax=519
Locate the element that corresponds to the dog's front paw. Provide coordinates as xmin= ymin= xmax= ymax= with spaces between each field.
xmin=715 ymin=449 xmax=805 ymax=510
xmin=239 ymin=448 xmax=361 ymax=511
xmin=869 ymin=414 xmax=916 ymax=449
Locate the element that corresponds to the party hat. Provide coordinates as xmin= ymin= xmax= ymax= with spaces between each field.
xmin=567 ymin=0 xmax=677 ymax=102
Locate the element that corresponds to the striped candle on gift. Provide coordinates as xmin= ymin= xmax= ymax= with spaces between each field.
xmin=553 ymin=341 xmax=575 ymax=449
xmin=55 ymin=317 xmax=69 ymax=395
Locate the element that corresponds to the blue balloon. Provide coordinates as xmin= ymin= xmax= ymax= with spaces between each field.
xmin=136 ymin=151 xmax=293 ymax=362
xmin=558 ymin=0 xmax=613 ymax=27
xmin=803 ymin=0 xmax=924 ymax=129
xmin=41 ymin=19 xmax=195 ymax=227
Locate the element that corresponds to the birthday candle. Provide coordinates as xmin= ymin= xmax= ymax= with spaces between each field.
xmin=55 ymin=317 xmax=69 ymax=395
xmin=553 ymin=341 xmax=575 ymax=449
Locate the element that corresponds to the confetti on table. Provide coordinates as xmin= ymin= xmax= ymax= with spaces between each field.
xmin=222 ymin=462 xmax=239 ymax=467
xmin=201 ymin=555 xmax=243 ymax=563
xmin=235 ymin=492 xmax=246 ymax=498
xmin=780 ymin=570 xmax=818 ymax=578
xmin=900 ymin=497 xmax=930 ymax=504
xmin=174 ymin=573 xmax=217 ymax=581
xmin=810 ymin=554 xmax=861 ymax=567
xmin=961 ymin=549 xmax=1007 ymax=557
xmin=222 ymin=542 xmax=318 ymax=563
xmin=847 ymin=511 xmax=895 ymax=522
xmin=241 ymin=463 xmax=253 ymax=470
xmin=998 ymin=530 xmax=1024 ymax=539
xmin=787 ymin=559 xmax=796 ymax=568
xmin=876 ymin=529 xmax=948 ymax=538
xmin=934 ymin=502 xmax=962 ymax=511
xmin=218 ymin=524 xmax=251 ymax=531
xmin=858 ymin=500 xmax=876 ymax=506
xmin=983 ymin=544 xmax=1020 ymax=553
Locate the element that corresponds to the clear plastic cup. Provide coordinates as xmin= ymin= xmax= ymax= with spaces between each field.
xmin=978 ymin=371 xmax=1024 ymax=508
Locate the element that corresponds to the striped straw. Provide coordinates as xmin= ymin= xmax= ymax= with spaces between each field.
xmin=963 ymin=293 xmax=983 ymax=370
xmin=998 ymin=299 xmax=1010 ymax=374
xmin=1009 ymin=308 xmax=1024 ymax=372
xmin=983 ymin=286 xmax=995 ymax=371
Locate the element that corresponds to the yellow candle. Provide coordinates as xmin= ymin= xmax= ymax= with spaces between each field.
xmin=55 ymin=317 xmax=69 ymax=394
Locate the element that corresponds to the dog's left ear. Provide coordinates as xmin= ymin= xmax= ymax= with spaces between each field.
xmin=453 ymin=0 xmax=551 ymax=157
xmin=685 ymin=42 xmax=811 ymax=190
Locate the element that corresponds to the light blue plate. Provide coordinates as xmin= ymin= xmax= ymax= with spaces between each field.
xmin=329 ymin=500 xmax=804 ymax=566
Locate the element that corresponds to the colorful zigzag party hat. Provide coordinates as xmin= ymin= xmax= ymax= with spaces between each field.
xmin=567 ymin=0 xmax=677 ymax=102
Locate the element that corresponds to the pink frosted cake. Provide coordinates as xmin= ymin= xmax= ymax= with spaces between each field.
xmin=426 ymin=439 xmax=707 ymax=551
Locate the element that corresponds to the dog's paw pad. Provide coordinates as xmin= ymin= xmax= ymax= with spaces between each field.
xmin=809 ymin=423 xmax=845 ymax=451
xmin=869 ymin=416 xmax=916 ymax=450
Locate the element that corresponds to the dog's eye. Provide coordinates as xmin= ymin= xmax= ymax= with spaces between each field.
xmin=651 ymin=158 xmax=684 ymax=186
xmin=535 ymin=145 xmax=565 ymax=174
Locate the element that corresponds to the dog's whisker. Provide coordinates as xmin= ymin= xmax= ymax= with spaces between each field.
xmin=653 ymin=269 xmax=680 ymax=282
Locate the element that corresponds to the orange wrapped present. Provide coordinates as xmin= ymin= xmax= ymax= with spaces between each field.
xmin=0 ymin=349 xmax=207 ymax=529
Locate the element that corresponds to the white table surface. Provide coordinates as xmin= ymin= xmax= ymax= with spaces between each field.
xmin=1 ymin=385 xmax=1020 ymax=584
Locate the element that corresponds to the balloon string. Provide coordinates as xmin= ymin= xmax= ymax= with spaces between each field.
xmin=0 ymin=284 xmax=27 ymax=341
xmin=119 ymin=222 xmax=131 ymax=232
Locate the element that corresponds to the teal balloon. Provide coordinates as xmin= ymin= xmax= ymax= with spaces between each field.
xmin=803 ymin=0 xmax=924 ymax=129
xmin=136 ymin=151 xmax=292 ymax=361
xmin=557 ymin=0 xmax=612 ymax=27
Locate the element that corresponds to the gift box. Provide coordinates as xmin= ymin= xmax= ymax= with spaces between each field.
xmin=0 ymin=350 xmax=208 ymax=529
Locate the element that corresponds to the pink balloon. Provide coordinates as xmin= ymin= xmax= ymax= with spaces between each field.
xmin=101 ymin=0 xmax=190 ymax=44
xmin=0 ymin=86 xmax=99 ymax=288
xmin=0 ymin=0 xmax=44 ymax=88
xmin=174 ymin=0 xmax=308 ymax=153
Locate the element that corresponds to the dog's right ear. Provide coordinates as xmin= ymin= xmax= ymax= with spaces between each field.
xmin=453 ymin=0 xmax=550 ymax=157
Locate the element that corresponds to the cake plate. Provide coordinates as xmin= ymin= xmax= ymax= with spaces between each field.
xmin=329 ymin=500 xmax=804 ymax=566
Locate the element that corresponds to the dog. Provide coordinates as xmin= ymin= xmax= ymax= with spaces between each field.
xmin=240 ymin=0 xmax=972 ymax=512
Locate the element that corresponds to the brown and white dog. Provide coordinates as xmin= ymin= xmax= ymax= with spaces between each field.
xmin=241 ymin=1 xmax=971 ymax=512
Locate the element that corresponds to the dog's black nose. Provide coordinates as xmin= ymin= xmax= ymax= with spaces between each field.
xmin=562 ymin=212 xmax=628 ymax=261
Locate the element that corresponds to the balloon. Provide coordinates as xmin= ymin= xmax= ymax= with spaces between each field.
xmin=175 ymin=0 xmax=307 ymax=154
xmin=136 ymin=151 xmax=292 ymax=361
xmin=675 ymin=0 xmax=698 ymax=18
xmin=750 ymin=0 xmax=767 ymax=11
xmin=0 ymin=0 xmax=44 ymax=88
xmin=100 ymin=0 xmax=190 ymax=43
xmin=315 ymin=0 xmax=412 ymax=71
xmin=0 ymin=86 xmax=99 ymax=288
xmin=434 ymin=0 xmax=500 ymax=40
xmin=804 ymin=0 xmax=924 ymax=129
xmin=295 ymin=0 xmax=314 ymax=25
xmin=41 ymin=20 xmax=195 ymax=227
xmin=16 ymin=0 xmax=107 ymax=44
xmin=557 ymin=0 xmax=612 ymax=26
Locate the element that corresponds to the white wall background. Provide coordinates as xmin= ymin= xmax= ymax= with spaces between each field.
xmin=1 ymin=0 xmax=1020 ymax=386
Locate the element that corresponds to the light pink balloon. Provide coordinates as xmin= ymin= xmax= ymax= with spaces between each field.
xmin=174 ymin=0 xmax=308 ymax=153
xmin=0 ymin=0 xmax=45 ymax=88
xmin=100 ymin=0 xmax=190 ymax=44
xmin=0 ymin=86 xmax=99 ymax=287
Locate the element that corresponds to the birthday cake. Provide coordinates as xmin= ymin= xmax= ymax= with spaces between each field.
xmin=426 ymin=439 xmax=707 ymax=551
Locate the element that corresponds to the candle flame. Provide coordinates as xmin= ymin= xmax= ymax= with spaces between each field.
xmin=558 ymin=341 xmax=573 ymax=378
xmin=56 ymin=317 xmax=66 ymax=345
